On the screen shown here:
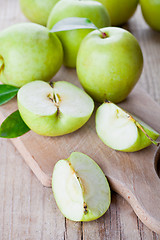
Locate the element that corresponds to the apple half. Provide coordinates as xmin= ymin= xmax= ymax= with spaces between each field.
xmin=96 ymin=102 xmax=160 ymax=152
xmin=18 ymin=80 xmax=94 ymax=136
xmin=52 ymin=152 xmax=111 ymax=221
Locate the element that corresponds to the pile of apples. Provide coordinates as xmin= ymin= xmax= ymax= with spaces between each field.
xmin=0 ymin=0 xmax=160 ymax=221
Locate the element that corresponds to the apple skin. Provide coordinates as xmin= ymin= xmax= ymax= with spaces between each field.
xmin=97 ymin=0 xmax=139 ymax=26
xmin=18 ymin=81 xmax=94 ymax=136
xmin=0 ymin=23 xmax=63 ymax=87
xmin=140 ymin=0 xmax=160 ymax=31
xmin=19 ymin=0 xmax=59 ymax=26
xmin=126 ymin=118 xmax=160 ymax=152
xmin=18 ymin=104 xmax=92 ymax=136
xmin=77 ymin=27 xmax=143 ymax=103
xmin=65 ymin=0 xmax=138 ymax=26
xmin=47 ymin=0 xmax=110 ymax=68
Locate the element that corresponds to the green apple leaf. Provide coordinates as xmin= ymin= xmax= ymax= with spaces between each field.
xmin=0 ymin=110 xmax=30 ymax=138
xmin=0 ymin=85 xmax=19 ymax=105
xmin=50 ymin=17 xmax=98 ymax=33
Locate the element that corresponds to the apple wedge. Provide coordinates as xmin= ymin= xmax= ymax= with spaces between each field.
xmin=18 ymin=81 xmax=94 ymax=136
xmin=96 ymin=102 xmax=160 ymax=152
xmin=52 ymin=152 xmax=111 ymax=221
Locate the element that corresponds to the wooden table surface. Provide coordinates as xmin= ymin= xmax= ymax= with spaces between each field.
xmin=0 ymin=0 xmax=160 ymax=239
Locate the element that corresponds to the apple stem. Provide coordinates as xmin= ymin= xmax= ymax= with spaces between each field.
xmin=105 ymin=100 xmax=111 ymax=103
xmin=98 ymin=29 xmax=108 ymax=38
xmin=49 ymin=81 xmax=54 ymax=88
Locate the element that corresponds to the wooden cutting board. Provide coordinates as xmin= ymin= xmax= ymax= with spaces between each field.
xmin=0 ymin=66 xmax=160 ymax=234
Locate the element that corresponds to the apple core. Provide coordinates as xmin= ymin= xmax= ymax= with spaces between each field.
xmin=18 ymin=80 xmax=94 ymax=136
xmin=48 ymin=85 xmax=61 ymax=112
xmin=0 ymin=56 xmax=4 ymax=72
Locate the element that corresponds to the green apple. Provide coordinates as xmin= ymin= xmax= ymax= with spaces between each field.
xmin=77 ymin=27 xmax=143 ymax=103
xmin=47 ymin=0 xmax=110 ymax=68
xmin=97 ymin=0 xmax=139 ymax=26
xmin=0 ymin=23 xmax=63 ymax=87
xmin=140 ymin=0 xmax=160 ymax=31
xmin=19 ymin=0 xmax=59 ymax=26
xmin=59 ymin=0 xmax=138 ymax=26
xmin=52 ymin=152 xmax=111 ymax=221
xmin=96 ymin=102 xmax=159 ymax=152
xmin=18 ymin=80 xmax=94 ymax=136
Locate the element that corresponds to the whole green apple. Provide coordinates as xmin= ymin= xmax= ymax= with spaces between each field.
xmin=97 ymin=0 xmax=139 ymax=26
xmin=65 ymin=0 xmax=139 ymax=26
xmin=0 ymin=23 xmax=63 ymax=87
xmin=19 ymin=0 xmax=59 ymax=26
xmin=96 ymin=102 xmax=159 ymax=152
xmin=47 ymin=0 xmax=110 ymax=68
xmin=52 ymin=152 xmax=111 ymax=221
xmin=18 ymin=80 xmax=94 ymax=136
xmin=140 ymin=0 xmax=160 ymax=31
xmin=77 ymin=27 xmax=143 ymax=103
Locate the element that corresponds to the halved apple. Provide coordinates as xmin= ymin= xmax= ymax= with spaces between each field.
xmin=17 ymin=80 xmax=94 ymax=136
xmin=96 ymin=102 xmax=159 ymax=152
xmin=52 ymin=152 xmax=111 ymax=221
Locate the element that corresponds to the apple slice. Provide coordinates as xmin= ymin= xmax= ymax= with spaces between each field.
xmin=96 ymin=102 xmax=159 ymax=152
xmin=52 ymin=152 xmax=111 ymax=221
xmin=17 ymin=80 xmax=94 ymax=136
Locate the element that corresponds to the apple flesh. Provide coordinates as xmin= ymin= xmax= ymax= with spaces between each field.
xmin=140 ymin=0 xmax=160 ymax=31
xmin=96 ymin=102 xmax=159 ymax=152
xmin=47 ymin=0 xmax=110 ymax=68
xmin=77 ymin=27 xmax=143 ymax=103
xmin=52 ymin=152 xmax=111 ymax=221
xmin=20 ymin=0 xmax=59 ymax=26
xmin=0 ymin=23 xmax=63 ymax=87
xmin=18 ymin=81 xmax=94 ymax=136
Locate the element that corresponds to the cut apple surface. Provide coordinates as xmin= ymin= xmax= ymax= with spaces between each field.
xmin=17 ymin=80 xmax=94 ymax=136
xmin=52 ymin=152 xmax=111 ymax=221
xmin=96 ymin=102 xmax=159 ymax=152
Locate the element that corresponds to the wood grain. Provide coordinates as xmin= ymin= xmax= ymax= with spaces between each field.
xmin=2 ymin=76 xmax=160 ymax=233
xmin=0 ymin=0 xmax=160 ymax=239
